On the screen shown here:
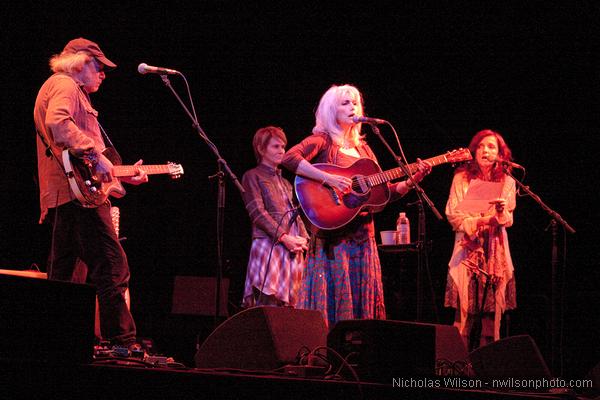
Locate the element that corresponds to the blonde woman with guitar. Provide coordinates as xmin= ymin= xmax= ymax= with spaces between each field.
xmin=282 ymin=84 xmax=432 ymax=327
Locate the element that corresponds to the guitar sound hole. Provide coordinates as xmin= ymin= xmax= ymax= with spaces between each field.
xmin=351 ymin=175 xmax=369 ymax=194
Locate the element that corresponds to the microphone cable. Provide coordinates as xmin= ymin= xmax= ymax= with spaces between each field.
xmin=256 ymin=207 xmax=300 ymax=306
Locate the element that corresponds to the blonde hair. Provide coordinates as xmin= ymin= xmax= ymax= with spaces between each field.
xmin=49 ymin=51 xmax=92 ymax=74
xmin=312 ymin=84 xmax=364 ymax=147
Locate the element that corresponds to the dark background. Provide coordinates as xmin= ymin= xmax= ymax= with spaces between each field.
xmin=3 ymin=2 xmax=598 ymax=377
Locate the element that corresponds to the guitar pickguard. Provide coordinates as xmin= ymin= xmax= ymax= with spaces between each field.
xmin=342 ymin=191 xmax=370 ymax=210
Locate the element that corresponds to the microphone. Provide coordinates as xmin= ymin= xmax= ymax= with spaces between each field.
xmin=137 ymin=63 xmax=179 ymax=75
xmin=287 ymin=207 xmax=301 ymax=230
xmin=500 ymin=160 xmax=525 ymax=169
xmin=286 ymin=207 xmax=301 ymax=259
xmin=352 ymin=116 xmax=387 ymax=125
xmin=485 ymin=156 xmax=525 ymax=170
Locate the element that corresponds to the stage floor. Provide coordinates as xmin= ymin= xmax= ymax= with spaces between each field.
xmin=1 ymin=358 xmax=576 ymax=400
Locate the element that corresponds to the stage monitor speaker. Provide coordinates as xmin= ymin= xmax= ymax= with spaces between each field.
xmin=582 ymin=361 xmax=600 ymax=398
xmin=0 ymin=273 xmax=95 ymax=364
xmin=195 ymin=306 xmax=327 ymax=370
xmin=469 ymin=335 xmax=552 ymax=380
xmin=328 ymin=319 xmax=468 ymax=383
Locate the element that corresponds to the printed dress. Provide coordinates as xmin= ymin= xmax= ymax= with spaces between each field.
xmin=444 ymin=172 xmax=517 ymax=341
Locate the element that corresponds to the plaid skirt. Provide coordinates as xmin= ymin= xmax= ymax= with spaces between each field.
xmin=242 ymin=238 xmax=304 ymax=307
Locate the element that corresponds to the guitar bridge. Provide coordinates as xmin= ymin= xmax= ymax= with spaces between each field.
xmin=326 ymin=185 xmax=341 ymax=205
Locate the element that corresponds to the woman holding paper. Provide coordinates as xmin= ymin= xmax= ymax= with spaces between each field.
xmin=444 ymin=129 xmax=517 ymax=350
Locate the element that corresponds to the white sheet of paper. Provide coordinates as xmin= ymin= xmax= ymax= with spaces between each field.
xmin=455 ymin=179 xmax=504 ymax=214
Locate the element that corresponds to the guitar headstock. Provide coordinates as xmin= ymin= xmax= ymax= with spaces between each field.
xmin=167 ymin=162 xmax=184 ymax=179
xmin=445 ymin=148 xmax=472 ymax=164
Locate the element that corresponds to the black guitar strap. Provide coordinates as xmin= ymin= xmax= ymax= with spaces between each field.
xmin=76 ymin=83 xmax=123 ymax=165
xmin=97 ymin=121 xmax=123 ymax=165
xmin=34 ymin=126 xmax=68 ymax=176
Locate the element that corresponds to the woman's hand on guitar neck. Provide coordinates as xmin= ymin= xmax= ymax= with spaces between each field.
xmin=410 ymin=158 xmax=432 ymax=185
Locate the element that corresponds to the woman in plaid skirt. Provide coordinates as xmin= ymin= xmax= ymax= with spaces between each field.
xmin=241 ymin=126 xmax=309 ymax=307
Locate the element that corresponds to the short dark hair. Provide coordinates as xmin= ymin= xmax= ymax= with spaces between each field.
xmin=252 ymin=126 xmax=287 ymax=163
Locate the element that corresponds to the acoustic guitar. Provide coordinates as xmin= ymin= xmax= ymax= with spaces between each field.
xmin=294 ymin=148 xmax=471 ymax=230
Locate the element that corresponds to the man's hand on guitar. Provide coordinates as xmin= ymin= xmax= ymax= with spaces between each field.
xmin=121 ymin=159 xmax=149 ymax=185
xmin=95 ymin=154 xmax=114 ymax=183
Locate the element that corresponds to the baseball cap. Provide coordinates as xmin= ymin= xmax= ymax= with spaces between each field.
xmin=62 ymin=38 xmax=117 ymax=69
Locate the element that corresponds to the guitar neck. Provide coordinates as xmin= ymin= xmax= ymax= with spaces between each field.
xmin=367 ymin=154 xmax=452 ymax=186
xmin=113 ymin=165 xmax=172 ymax=177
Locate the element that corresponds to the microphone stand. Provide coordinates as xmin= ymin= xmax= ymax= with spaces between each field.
xmin=502 ymin=166 xmax=574 ymax=377
xmin=407 ymin=197 xmax=440 ymax=323
xmin=370 ymin=124 xmax=442 ymax=321
xmin=159 ymin=75 xmax=245 ymax=328
xmin=468 ymin=266 xmax=492 ymax=351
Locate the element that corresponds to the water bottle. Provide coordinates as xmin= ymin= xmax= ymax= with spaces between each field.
xmin=396 ymin=212 xmax=410 ymax=244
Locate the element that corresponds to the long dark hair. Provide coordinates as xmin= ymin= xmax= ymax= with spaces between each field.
xmin=457 ymin=129 xmax=513 ymax=182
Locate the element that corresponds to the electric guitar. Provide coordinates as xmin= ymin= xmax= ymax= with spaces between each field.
xmin=294 ymin=148 xmax=472 ymax=230
xmin=62 ymin=149 xmax=184 ymax=207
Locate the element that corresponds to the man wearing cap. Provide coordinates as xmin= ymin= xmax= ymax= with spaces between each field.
xmin=34 ymin=38 xmax=146 ymax=348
